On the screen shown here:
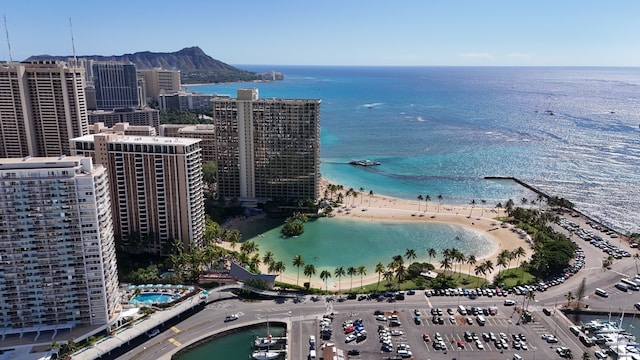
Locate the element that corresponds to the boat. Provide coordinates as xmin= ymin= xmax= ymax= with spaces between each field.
xmin=349 ymin=159 xmax=381 ymax=166
xmin=251 ymin=350 xmax=279 ymax=359
xmin=255 ymin=334 xmax=277 ymax=348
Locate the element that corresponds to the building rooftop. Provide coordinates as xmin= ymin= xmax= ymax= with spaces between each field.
xmin=72 ymin=134 xmax=201 ymax=146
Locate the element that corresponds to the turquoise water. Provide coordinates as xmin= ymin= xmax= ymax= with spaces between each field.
xmin=130 ymin=293 xmax=174 ymax=304
xmin=238 ymin=217 xmax=497 ymax=286
xmin=174 ymin=323 xmax=286 ymax=360
xmin=189 ymin=66 xmax=640 ymax=233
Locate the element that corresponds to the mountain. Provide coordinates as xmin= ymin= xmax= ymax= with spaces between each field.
xmin=26 ymin=46 xmax=283 ymax=84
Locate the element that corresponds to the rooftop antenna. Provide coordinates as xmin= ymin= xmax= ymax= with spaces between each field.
xmin=3 ymin=14 xmax=12 ymax=62
xmin=69 ymin=17 xmax=77 ymax=68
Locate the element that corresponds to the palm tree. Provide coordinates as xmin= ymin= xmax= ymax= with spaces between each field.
xmin=425 ymin=194 xmax=431 ymax=212
xmin=359 ymin=187 xmax=365 ymax=205
xmin=262 ymin=251 xmax=275 ymax=268
xmin=565 ymin=291 xmax=575 ymax=306
xmin=405 ymin=248 xmax=417 ymax=262
xmin=474 ymin=264 xmax=485 ymax=287
xmin=334 ymin=266 xmax=346 ymax=291
xmin=357 ymin=265 xmax=367 ymax=289
xmin=564 ymin=348 xmax=573 ymax=360
xmin=304 ymin=264 xmax=316 ymax=287
xmin=382 ymin=270 xmax=395 ymax=289
xmin=521 ymin=197 xmax=528 ymax=206
xmin=292 ymin=255 xmax=305 ymax=286
xmin=440 ymin=257 xmax=452 ymax=274
xmin=483 ymin=260 xmax=494 ymax=284
xmin=437 ymin=194 xmax=443 ymax=213
xmin=375 ymin=262 xmax=385 ymax=289
xmin=480 ymin=199 xmax=486 ymax=216
xmin=395 ymin=264 xmax=407 ymax=283
xmin=633 ymin=253 xmax=639 ymax=275
xmin=427 ymin=248 xmax=437 ymax=265
xmin=417 ymin=195 xmax=423 ymax=212
xmin=319 ymin=270 xmax=331 ymax=292
xmin=582 ymin=350 xmax=591 ymax=360
xmin=505 ymin=199 xmax=515 ymax=217
xmin=347 ymin=266 xmax=357 ymax=291
xmin=525 ymin=291 xmax=535 ymax=311
xmin=273 ymin=261 xmax=286 ymax=283
xmin=368 ymin=190 xmax=374 ymax=207
xmin=466 ymin=255 xmax=477 ymax=278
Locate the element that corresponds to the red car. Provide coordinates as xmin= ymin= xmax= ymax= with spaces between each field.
xmin=422 ymin=333 xmax=430 ymax=342
xmin=457 ymin=340 xmax=464 ymax=348
xmin=344 ymin=326 xmax=356 ymax=334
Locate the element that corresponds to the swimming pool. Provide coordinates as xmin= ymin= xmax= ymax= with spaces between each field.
xmin=130 ymin=293 xmax=175 ymax=305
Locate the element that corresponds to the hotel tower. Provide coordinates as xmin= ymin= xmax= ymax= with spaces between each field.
xmin=0 ymin=61 xmax=89 ymax=158
xmin=213 ymin=88 xmax=321 ymax=204
xmin=70 ymin=134 xmax=205 ymax=253
xmin=0 ymin=156 xmax=119 ymax=330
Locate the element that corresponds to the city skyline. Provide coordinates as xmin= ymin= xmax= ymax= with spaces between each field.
xmin=1 ymin=0 xmax=639 ymax=67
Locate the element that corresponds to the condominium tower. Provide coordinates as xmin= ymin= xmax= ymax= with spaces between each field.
xmin=70 ymin=134 xmax=205 ymax=253
xmin=92 ymin=62 xmax=143 ymax=110
xmin=213 ymin=89 xmax=320 ymax=203
xmin=0 ymin=156 xmax=119 ymax=330
xmin=0 ymin=61 xmax=89 ymax=158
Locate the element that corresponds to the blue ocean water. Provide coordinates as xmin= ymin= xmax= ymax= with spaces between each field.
xmin=188 ymin=66 xmax=640 ymax=233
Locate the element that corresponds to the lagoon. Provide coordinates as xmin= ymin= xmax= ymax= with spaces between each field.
xmin=235 ymin=217 xmax=497 ymax=287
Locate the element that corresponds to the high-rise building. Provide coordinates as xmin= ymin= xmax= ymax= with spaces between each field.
xmin=89 ymin=122 xmax=157 ymax=136
xmin=70 ymin=134 xmax=205 ymax=253
xmin=92 ymin=62 xmax=143 ymax=110
xmin=213 ymin=88 xmax=320 ymax=203
xmin=137 ymin=68 xmax=181 ymax=100
xmin=160 ymin=124 xmax=216 ymax=163
xmin=0 ymin=156 xmax=119 ymax=330
xmin=0 ymin=61 xmax=89 ymax=158
xmin=88 ymin=107 xmax=160 ymax=130
xmin=158 ymin=90 xmax=214 ymax=112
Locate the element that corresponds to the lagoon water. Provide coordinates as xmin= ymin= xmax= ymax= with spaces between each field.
xmin=234 ymin=217 xmax=497 ymax=287
xmin=189 ymin=66 xmax=640 ymax=234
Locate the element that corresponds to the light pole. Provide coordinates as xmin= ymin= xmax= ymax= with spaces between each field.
xmin=532 ymin=346 xmax=537 ymax=360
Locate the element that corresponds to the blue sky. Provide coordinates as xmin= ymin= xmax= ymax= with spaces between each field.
xmin=2 ymin=0 xmax=639 ymax=66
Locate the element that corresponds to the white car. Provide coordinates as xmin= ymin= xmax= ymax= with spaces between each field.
xmin=475 ymin=340 xmax=484 ymax=349
xmin=345 ymin=334 xmax=357 ymax=343
xmin=594 ymin=351 xmax=608 ymax=359
xmin=376 ymin=315 xmax=387 ymax=321
xmin=391 ymin=330 xmax=404 ymax=336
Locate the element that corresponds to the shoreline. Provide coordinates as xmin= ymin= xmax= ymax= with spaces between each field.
xmin=221 ymin=178 xmax=534 ymax=291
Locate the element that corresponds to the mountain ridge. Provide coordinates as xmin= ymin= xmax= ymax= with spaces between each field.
xmin=26 ymin=46 xmax=282 ymax=84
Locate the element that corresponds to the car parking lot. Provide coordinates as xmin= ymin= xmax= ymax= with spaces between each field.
xmin=317 ymin=300 xmax=580 ymax=359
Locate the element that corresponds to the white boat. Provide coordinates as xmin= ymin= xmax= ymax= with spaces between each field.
xmin=255 ymin=334 xmax=277 ymax=348
xmin=251 ymin=350 xmax=279 ymax=359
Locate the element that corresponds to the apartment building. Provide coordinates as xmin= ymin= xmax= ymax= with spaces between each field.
xmin=70 ymin=134 xmax=204 ymax=253
xmin=159 ymin=124 xmax=216 ymax=163
xmin=0 ymin=61 xmax=88 ymax=158
xmin=137 ymin=68 xmax=181 ymax=100
xmin=0 ymin=156 xmax=119 ymax=330
xmin=89 ymin=107 xmax=160 ymax=130
xmin=92 ymin=62 xmax=144 ymax=110
xmin=213 ymin=88 xmax=320 ymax=203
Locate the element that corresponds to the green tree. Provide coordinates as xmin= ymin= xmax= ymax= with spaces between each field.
xmin=347 ymin=266 xmax=357 ymax=292
xmin=417 ymin=195 xmax=423 ymax=212
xmin=437 ymin=194 xmax=443 ymax=213
xmin=427 ymin=248 xmax=437 ymax=265
xmin=292 ymin=255 xmax=305 ymax=286
xmin=357 ymin=265 xmax=367 ymax=289
xmin=405 ymin=248 xmax=417 ymax=262
xmin=319 ymin=270 xmax=331 ymax=292
xmin=582 ymin=351 xmax=591 ymax=360
xmin=565 ymin=291 xmax=575 ymax=306
xmin=375 ymin=262 xmax=385 ymax=289
xmin=273 ymin=261 xmax=285 ymax=283
xmin=202 ymin=161 xmax=217 ymax=184
xmin=334 ymin=266 xmax=346 ymax=291
xmin=262 ymin=251 xmax=275 ymax=269
xmin=303 ymin=264 xmax=316 ymax=288
xmin=466 ymin=255 xmax=477 ymax=278
xmin=425 ymin=194 xmax=431 ymax=212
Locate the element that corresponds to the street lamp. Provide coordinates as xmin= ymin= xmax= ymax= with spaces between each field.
xmin=532 ymin=346 xmax=537 ymax=360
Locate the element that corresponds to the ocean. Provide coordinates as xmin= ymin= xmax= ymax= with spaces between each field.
xmin=188 ymin=66 xmax=640 ymax=234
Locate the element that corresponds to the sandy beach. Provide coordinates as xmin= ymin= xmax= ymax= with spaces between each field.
xmin=221 ymin=179 xmax=533 ymax=291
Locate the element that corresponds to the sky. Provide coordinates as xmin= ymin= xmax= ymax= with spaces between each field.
xmin=2 ymin=0 xmax=640 ymax=66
